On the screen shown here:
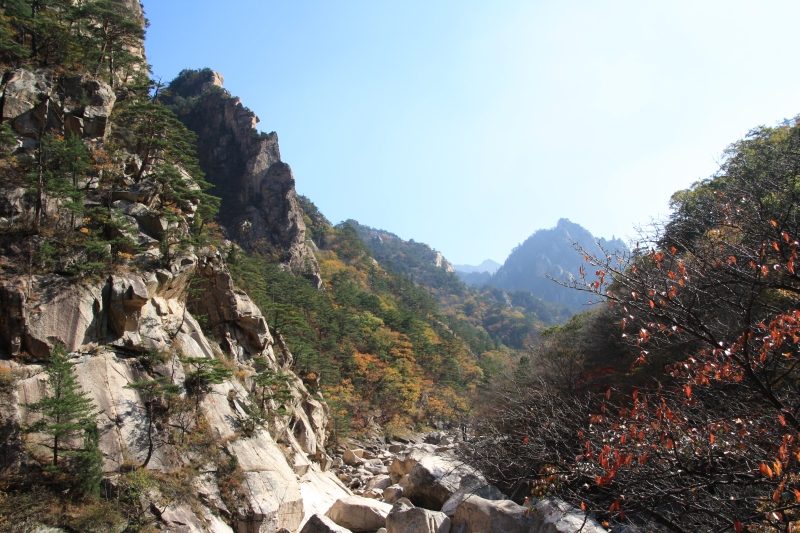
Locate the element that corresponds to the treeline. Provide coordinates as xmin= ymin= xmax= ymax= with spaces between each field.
xmin=346 ymin=218 xmax=574 ymax=350
xmin=0 ymin=0 xmax=144 ymax=84
xmin=466 ymin=118 xmax=800 ymax=532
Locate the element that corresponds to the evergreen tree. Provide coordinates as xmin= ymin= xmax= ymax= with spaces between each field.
xmin=73 ymin=422 xmax=103 ymax=496
xmin=181 ymin=357 xmax=232 ymax=410
xmin=24 ymin=344 xmax=99 ymax=469
xmin=72 ymin=0 xmax=145 ymax=83
xmin=125 ymin=377 xmax=179 ymax=469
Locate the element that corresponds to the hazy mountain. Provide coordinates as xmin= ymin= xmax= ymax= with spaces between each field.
xmin=454 ymin=259 xmax=502 ymax=274
xmin=490 ymin=218 xmax=626 ymax=310
xmin=456 ymin=219 xmax=626 ymax=311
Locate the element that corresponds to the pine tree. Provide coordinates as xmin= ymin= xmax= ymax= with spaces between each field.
xmin=181 ymin=357 xmax=232 ymax=411
xmin=24 ymin=344 xmax=99 ymax=469
xmin=125 ymin=376 xmax=178 ymax=468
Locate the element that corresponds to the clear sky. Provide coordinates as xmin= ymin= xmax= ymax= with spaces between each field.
xmin=144 ymin=1 xmax=800 ymax=265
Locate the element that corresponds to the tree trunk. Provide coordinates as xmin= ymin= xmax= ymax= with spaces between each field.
xmin=142 ymin=401 xmax=153 ymax=468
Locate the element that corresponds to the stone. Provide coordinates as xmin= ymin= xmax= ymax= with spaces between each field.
xmin=441 ymin=476 xmax=505 ymax=517
xmin=2 ymin=69 xmax=52 ymax=121
xmin=450 ymin=496 xmax=606 ymax=533
xmin=386 ymin=506 xmax=450 ymax=533
xmin=528 ymin=498 xmax=607 ymax=533
xmin=299 ymin=468 xmax=352 ymax=529
xmin=159 ymin=502 xmax=206 ymax=533
xmin=108 ymin=274 xmax=149 ymax=337
xmin=3 ymin=279 xmax=105 ymax=359
xmin=366 ymin=475 xmax=393 ymax=492
xmin=343 ymin=449 xmax=365 ymax=466
xmin=402 ymin=455 xmax=483 ymax=511
xmin=388 ymin=444 xmax=404 ymax=453
xmin=449 ymin=496 xmax=533 ymax=533
xmin=325 ymin=496 xmax=393 ymax=532
xmin=383 ymin=485 xmax=404 ymax=504
xmin=396 ymin=498 xmax=414 ymax=508
xmin=363 ymin=489 xmax=383 ymax=499
xmin=81 ymin=79 xmax=116 ymax=138
xmin=366 ymin=464 xmax=389 ymax=475
xmin=301 ymin=514 xmax=353 ymax=533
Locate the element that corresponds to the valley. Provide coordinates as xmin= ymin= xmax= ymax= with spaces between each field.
xmin=0 ymin=2 xmax=798 ymax=533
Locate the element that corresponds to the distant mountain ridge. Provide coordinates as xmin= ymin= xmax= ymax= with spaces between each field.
xmin=457 ymin=218 xmax=627 ymax=311
xmin=454 ymin=259 xmax=502 ymax=274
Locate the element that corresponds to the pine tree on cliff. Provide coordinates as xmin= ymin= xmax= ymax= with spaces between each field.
xmin=125 ymin=376 xmax=179 ymax=469
xmin=23 ymin=344 xmax=99 ymax=469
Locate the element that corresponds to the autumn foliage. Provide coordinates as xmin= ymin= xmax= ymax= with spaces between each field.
xmin=466 ymin=118 xmax=800 ymax=532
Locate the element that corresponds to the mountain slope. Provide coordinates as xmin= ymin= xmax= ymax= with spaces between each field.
xmin=489 ymin=218 xmax=626 ymax=310
xmin=453 ymin=259 xmax=502 ymax=274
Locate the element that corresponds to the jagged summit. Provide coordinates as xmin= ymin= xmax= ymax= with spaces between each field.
xmin=453 ymin=259 xmax=502 ymax=274
xmin=165 ymin=69 xmax=323 ymax=288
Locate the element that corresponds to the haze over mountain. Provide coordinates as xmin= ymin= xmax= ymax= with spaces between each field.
xmin=457 ymin=219 xmax=627 ymax=311
xmin=453 ymin=259 xmax=502 ymax=274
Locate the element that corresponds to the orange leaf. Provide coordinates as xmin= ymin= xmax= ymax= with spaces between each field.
xmin=606 ymin=388 xmax=612 ymax=399
xmin=734 ymin=521 xmax=743 ymax=533
xmin=649 ymin=299 xmax=655 ymax=308
xmin=684 ymin=384 xmax=692 ymax=398
xmin=581 ymin=502 xmax=586 ymax=511
xmin=792 ymin=488 xmax=800 ymax=502
xmin=771 ymin=220 xmax=779 ymax=227
xmin=778 ymin=415 xmax=786 ymax=426
xmin=760 ymin=462 xmax=774 ymax=478
xmin=670 ymin=246 xmax=677 ymax=255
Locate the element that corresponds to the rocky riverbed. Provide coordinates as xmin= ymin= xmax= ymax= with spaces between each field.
xmin=308 ymin=432 xmax=606 ymax=533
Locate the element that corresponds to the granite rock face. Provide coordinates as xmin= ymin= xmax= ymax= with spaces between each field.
xmin=1 ymin=68 xmax=117 ymax=141
xmin=166 ymin=69 xmax=322 ymax=288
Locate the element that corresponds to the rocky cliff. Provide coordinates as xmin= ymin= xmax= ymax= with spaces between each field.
xmin=164 ymin=69 xmax=322 ymax=288
xmin=0 ymin=57 xmax=344 ymax=533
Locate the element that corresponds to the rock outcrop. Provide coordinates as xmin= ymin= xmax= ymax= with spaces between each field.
xmin=2 ymin=68 xmax=117 ymax=142
xmin=165 ymin=69 xmax=322 ymax=288
xmin=325 ymin=496 xmax=393 ymax=532
xmin=0 ymin=65 xmax=344 ymax=525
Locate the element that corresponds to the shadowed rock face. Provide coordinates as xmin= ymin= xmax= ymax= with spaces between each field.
xmin=166 ymin=69 xmax=322 ymax=288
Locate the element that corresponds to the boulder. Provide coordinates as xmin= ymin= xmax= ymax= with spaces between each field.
xmin=403 ymin=455 xmax=483 ymax=510
xmin=386 ymin=507 xmax=450 ymax=533
xmin=15 ymin=280 xmax=105 ymax=359
xmin=299 ymin=468 xmax=352 ymax=527
xmin=158 ymin=502 xmax=207 ymax=533
xmin=449 ymin=496 xmax=533 ymax=533
xmin=450 ymin=496 xmax=607 ymax=533
xmin=325 ymin=496 xmax=392 ymax=532
xmin=108 ymin=274 xmax=149 ymax=337
xmin=343 ymin=449 xmax=365 ymax=466
xmin=81 ymin=79 xmax=116 ymax=138
xmin=366 ymin=475 xmax=393 ymax=492
xmin=441 ymin=475 xmax=505 ymax=517
xmin=2 ymin=69 xmax=52 ymax=121
xmin=383 ymin=485 xmax=404 ymax=504
xmin=301 ymin=514 xmax=353 ymax=533
xmin=528 ymin=498 xmax=607 ymax=533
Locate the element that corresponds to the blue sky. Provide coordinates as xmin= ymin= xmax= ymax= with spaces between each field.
xmin=144 ymin=1 xmax=800 ymax=265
